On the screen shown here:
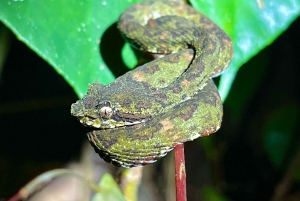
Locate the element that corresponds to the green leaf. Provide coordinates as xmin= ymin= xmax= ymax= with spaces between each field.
xmin=190 ymin=0 xmax=300 ymax=100
xmin=92 ymin=173 xmax=126 ymax=201
xmin=294 ymin=162 xmax=300 ymax=181
xmin=0 ymin=0 xmax=142 ymax=98
xmin=1 ymin=0 xmax=300 ymax=100
xmin=202 ymin=186 xmax=231 ymax=201
xmin=197 ymin=136 xmax=218 ymax=161
xmin=263 ymin=104 xmax=300 ymax=169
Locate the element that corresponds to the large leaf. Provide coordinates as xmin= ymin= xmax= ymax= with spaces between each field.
xmin=1 ymin=0 xmax=300 ymax=99
xmin=190 ymin=0 xmax=300 ymax=99
xmin=0 ymin=0 xmax=142 ymax=98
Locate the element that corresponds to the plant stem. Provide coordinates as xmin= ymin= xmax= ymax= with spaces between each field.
xmin=118 ymin=167 xmax=143 ymax=201
xmin=5 ymin=169 xmax=101 ymax=201
xmin=5 ymin=191 xmax=21 ymax=201
xmin=174 ymin=143 xmax=187 ymax=201
xmin=271 ymin=147 xmax=300 ymax=201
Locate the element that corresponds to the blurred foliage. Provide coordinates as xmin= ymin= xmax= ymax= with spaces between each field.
xmin=202 ymin=186 xmax=231 ymax=201
xmin=263 ymin=105 xmax=299 ymax=169
xmin=92 ymin=173 xmax=126 ymax=201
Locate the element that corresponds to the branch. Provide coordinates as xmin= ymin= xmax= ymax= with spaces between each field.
xmin=174 ymin=144 xmax=187 ymax=201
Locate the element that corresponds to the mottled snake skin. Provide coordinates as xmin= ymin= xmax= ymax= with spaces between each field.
xmin=71 ymin=0 xmax=233 ymax=168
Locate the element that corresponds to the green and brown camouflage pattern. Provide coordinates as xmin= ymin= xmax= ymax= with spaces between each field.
xmin=71 ymin=0 xmax=233 ymax=168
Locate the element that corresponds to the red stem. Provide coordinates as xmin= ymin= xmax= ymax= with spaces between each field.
xmin=174 ymin=144 xmax=187 ymax=201
xmin=5 ymin=191 xmax=22 ymax=201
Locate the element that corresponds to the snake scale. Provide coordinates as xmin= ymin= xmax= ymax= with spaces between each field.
xmin=71 ymin=0 xmax=233 ymax=168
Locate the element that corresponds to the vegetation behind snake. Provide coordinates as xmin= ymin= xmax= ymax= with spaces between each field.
xmin=71 ymin=0 xmax=233 ymax=168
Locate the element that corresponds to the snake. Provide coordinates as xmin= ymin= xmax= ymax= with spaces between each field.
xmin=71 ymin=0 xmax=233 ymax=168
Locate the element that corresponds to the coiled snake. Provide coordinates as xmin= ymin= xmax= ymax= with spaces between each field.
xmin=71 ymin=0 xmax=233 ymax=168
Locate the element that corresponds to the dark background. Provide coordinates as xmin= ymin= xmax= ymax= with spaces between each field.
xmin=0 ymin=16 xmax=299 ymax=200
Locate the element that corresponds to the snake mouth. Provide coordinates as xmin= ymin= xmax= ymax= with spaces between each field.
xmin=77 ymin=116 xmax=147 ymax=130
xmin=71 ymin=99 xmax=152 ymax=129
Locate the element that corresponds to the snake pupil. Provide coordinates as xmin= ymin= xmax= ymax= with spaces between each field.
xmin=100 ymin=106 xmax=113 ymax=119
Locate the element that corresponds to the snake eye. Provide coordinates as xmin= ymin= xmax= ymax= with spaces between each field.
xmin=99 ymin=106 xmax=113 ymax=119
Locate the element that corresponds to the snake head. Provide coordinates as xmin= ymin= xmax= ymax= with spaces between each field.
xmin=71 ymin=80 xmax=152 ymax=129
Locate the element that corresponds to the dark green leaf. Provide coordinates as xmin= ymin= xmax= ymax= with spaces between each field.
xmin=263 ymin=104 xmax=300 ymax=169
xmin=202 ymin=186 xmax=231 ymax=201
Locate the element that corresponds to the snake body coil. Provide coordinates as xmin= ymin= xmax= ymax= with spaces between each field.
xmin=71 ymin=0 xmax=233 ymax=168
